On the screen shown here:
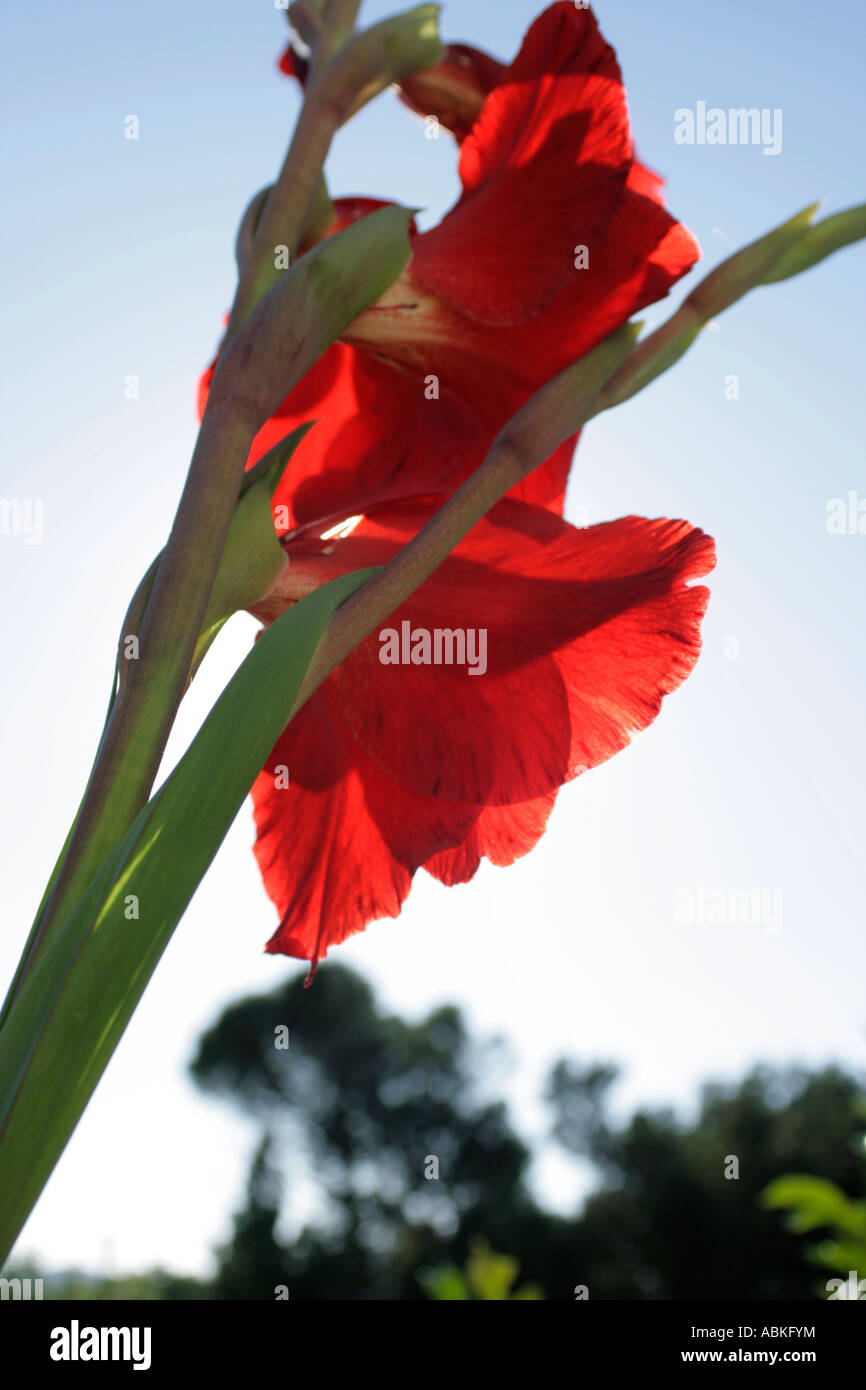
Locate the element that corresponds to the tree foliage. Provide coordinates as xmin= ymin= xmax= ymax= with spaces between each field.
xmin=185 ymin=965 xmax=866 ymax=1300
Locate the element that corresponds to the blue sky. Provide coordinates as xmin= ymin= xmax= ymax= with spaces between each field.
xmin=1 ymin=0 xmax=865 ymax=1276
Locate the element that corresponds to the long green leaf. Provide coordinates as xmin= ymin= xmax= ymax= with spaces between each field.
xmin=0 ymin=567 xmax=375 ymax=1262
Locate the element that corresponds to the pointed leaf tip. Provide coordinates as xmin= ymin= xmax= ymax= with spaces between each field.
xmin=762 ymin=201 xmax=866 ymax=283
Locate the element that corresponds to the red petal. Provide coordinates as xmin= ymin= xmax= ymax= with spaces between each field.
xmin=410 ymin=3 xmax=631 ymax=325
xmin=199 ymin=335 xmax=571 ymax=529
xmin=348 ymin=179 xmax=697 ymax=423
xmin=253 ymin=690 xmax=412 ymax=968
xmin=259 ymin=344 xmax=487 ymax=530
xmin=345 ymin=8 xmax=699 ymax=462
xmin=506 ymin=181 xmax=700 ymax=382
xmin=424 ymin=792 xmax=558 ymax=886
xmin=253 ymin=683 xmax=558 ymax=962
xmin=628 ymin=156 xmax=667 ymax=204
xmin=278 ymin=45 xmax=308 ymax=85
xmin=254 ymin=687 xmax=486 ymax=965
xmin=252 ymin=498 xmax=714 ymax=959
xmin=324 ymin=499 xmax=715 ymax=806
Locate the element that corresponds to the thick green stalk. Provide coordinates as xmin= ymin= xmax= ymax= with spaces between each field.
xmin=17 ymin=206 xmax=414 ymax=984
xmin=321 ymin=0 xmax=363 ymax=56
xmin=27 ymin=407 xmax=256 ymax=973
xmin=591 ymin=201 xmax=866 ymax=417
xmin=2 ymin=3 xmax=437 ymax=1007
xmin=227 ymin=5 xmax=442 ymax=334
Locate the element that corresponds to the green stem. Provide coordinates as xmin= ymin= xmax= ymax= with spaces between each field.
xmin=13 ymin=196 xmax=415 ymax=985
xmin=321 ymin=0 xmax=363 ymax=56
xmin=26 ymin=405 xmax=257 ymax=968
xmin=10 ymin=5 xmax=402 ymax=981
xmin=227 ymin=4 xmax=441 ymax=334
xmin=226 ymin=88 xmax=345 ymax=335
xmin=227 ymin=1 xmax=357 ymax=333
xmin=591 ymin=201 xmax=825 ymax=416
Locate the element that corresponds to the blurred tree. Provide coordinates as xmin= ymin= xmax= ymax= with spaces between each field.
xmin=210 ymin=1136 xmax=289 ymax=1301
xmin=190 ymin=964 xmax=534 ymax=1300
xmin=188 ymin=964 xmax=866 ymax=1301
xmin=547 ymin=1059 xmax=866 ymax=1299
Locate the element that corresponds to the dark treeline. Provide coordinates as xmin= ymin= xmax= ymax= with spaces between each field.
xmin=18 ymin=966 xmax=866 ymax=1300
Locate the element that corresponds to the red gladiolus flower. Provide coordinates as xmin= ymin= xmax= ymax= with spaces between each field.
xmin=199 ymin=4 xmax=716 ymax=976
xmin=203 ymin=3 xmax=700 ymax=528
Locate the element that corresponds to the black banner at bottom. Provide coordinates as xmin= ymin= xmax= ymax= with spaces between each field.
xmin=2 ymin=1297 xmax=863 ymax=1374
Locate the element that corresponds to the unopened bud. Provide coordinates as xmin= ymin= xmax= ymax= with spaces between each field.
xmin=398 ymin=42 xmax=505 ymax=141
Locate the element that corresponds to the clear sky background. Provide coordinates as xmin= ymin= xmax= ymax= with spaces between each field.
xmin=1 ymin=0 xmax=864 ymax=1277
